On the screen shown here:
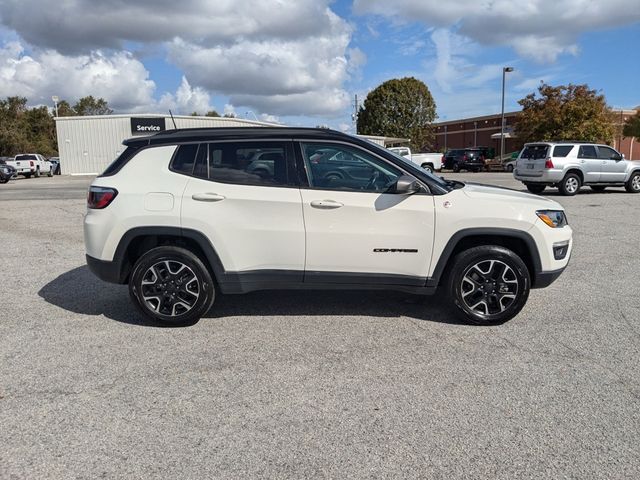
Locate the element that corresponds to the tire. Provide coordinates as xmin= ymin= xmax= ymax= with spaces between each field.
xmin=590 ymin=186 xmax=606 ymax=192
xmin=625 ymin=172 xmax=640 ymax=193
xmin=34 ymin=168 xmax=40 ymax=178
xmin=47 ymin=169 xmax=53 ymax=177
xmin=0 ymin=177 xmax=7 ymax=184
xmin=24 ymin=173 xmax=31 ymax=179
xmin=452 ymin=163 xmax=460 ymax=173
xmin=128 ymin=246 xmax=216 ymax=326
xmin=506 ymin=164 xmax=514 ymax=172
xmin=446 ymin=245 xmax=531 ymax=325
xmin=421 ymin=163 xmax=434 ymax=173
xmin=526 ymin=183 xmax=546 ymax=194
xmin=559 ymin=173 xmax=581 ymax=196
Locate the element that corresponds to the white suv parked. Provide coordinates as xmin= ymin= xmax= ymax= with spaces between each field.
xmin=514 ymin=142 xmax=640 ymax=195
xmin=84 ymin=128 xmax=573 ymax=326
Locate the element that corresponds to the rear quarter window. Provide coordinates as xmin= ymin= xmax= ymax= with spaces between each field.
xmin=552 ymin=145 xmax=573 ymax=157
xmin=100 ymin=146 xmax=141 ymax=177
xmin=521 ymin=145 xmax=549 ymax=159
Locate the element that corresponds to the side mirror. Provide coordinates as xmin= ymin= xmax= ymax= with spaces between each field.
xmin=393 ymin=174 xmax=421 ymax=194
xmin=613 ymin=153 xmax=623 ymax=161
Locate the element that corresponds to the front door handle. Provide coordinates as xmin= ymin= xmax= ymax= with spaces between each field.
xmin=192 ymin=192 xmax=225 ymax=202
xmin=310 ymin=200 xmax=343 ymax=209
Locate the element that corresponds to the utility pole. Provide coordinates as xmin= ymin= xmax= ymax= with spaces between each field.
xmin=352 ymin=94 xmax=359 ymax=134
xmin=500 ymin=67 xmax=514 ymax=159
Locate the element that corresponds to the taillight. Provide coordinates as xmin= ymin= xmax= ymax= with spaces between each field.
xmin=463 ymin=154 xmax=468 ymax=161
xmin=544 ymin=158 xmax=554 ymax=169
xmin=30 ymin=161 xmax=34 ymax=167
xmin=87 ymin=186 xmax=118 ymax=209
xmin=441 ymin=155 xmax=445 ymax=162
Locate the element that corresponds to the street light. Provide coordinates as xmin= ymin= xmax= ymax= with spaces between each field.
xmin=51 ymin=95 xmax=59 ymax=117
xmin=500 ymin=67 xmax=514 ymax=159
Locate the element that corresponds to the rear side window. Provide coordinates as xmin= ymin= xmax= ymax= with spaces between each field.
xmin=171 ymin=144 xmax=199 ymax=175
xmin=191 ymin=142 xmax=289 ymax=187
xmin=521 ymin=145 xmax=549 ymax=159
xmin=578 ymin=146 xmax=597 ymax=159
xmin=101 ymin=146 xmax=141 ymax=177
xmin=552 ymin=145 xmax=573 ymax=157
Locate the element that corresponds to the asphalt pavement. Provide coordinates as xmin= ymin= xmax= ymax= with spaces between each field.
xmin=1 ymin=173 xmax=639 ymax=479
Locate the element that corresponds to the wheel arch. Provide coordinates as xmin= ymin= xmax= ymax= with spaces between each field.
xmin=111 ymin=227 xmax=225 ymax=284
xmin=564 ymin=168 xmax=584 ymax=183
xmin=427 ymin=228 xmax=543 ymax=288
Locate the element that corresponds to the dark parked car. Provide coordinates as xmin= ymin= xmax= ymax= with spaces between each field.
xmin=49 ymin=157 xmax=61 ymax=175
xmin=0 ymin=162 xmax=16 ymax=183
xmin=443 ymin=148 xmax=488 ymax=172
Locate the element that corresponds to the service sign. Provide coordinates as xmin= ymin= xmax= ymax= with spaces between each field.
xmin=130 ymin=117 xmax=166 ymax=135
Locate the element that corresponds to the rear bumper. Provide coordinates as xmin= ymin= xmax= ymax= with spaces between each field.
xmin=514 ymin=168 xmax=564 ymax=184
xmin=86 ymin=254 xmax=124 ymax=284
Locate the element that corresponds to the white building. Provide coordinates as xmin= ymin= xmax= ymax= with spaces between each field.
xmin=54 ymin=114 xmax=280 ymax=175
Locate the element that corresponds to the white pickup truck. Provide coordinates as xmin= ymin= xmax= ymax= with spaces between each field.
xmin=7 ymin=154 xmax=53 ymax=178
xmin=388 ymin=147 xmax=442 ymax=173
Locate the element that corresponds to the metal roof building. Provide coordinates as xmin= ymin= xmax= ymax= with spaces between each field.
xmin=54 ymin=114 xmax=281 ymax=175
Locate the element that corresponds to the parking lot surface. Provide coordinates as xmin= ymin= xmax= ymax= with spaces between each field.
xmin=1 ymin=173 xmax=639 ymax=479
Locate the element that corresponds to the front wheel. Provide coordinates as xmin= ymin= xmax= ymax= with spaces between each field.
xmin=47 ymin=169 xmax=53 ymax=177
xmin=625 ymin=172 xmax=640 ymax=193
xmin=129 ymin=246 xmax=216 ymax=326
xmin=559 ymin=173 xmax=581 ymax=196
xmin=34 ymin=168 xmax=40 ymax=178
xmin=446 ymin=246 xmax=530 ymax=325
xmin=526 ymin=183 xmax=546 ymax=194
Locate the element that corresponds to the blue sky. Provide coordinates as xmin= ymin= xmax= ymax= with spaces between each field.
xmin=0 ymin=0 xmax=638 ymax=130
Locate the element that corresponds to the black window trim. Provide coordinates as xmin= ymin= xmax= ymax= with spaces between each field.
xmin=293 ymin=139 xmax=432 ymax=196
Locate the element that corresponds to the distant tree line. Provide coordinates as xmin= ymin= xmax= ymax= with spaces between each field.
xmin=0 ymin=95 xmax=112 ymax=157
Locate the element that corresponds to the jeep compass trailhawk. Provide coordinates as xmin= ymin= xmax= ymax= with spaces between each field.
xmin=85 ymin=128 xmax=572 ymax=326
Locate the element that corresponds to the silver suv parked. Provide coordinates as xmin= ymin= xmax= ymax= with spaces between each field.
xmin=513 ymin=142 xmax=640 ymax=196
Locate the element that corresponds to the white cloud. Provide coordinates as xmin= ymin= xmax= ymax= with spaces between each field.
xmin=0 ymin=42 xmax=156 ymax=110
xmin=0 ymin=0 xmax=363 ymax=118
xmin=354 ymin=0 xmax=640 ymax=62
xmin=223 ymin=104 xmax=236 ymax=117
xmin=157 ymin=77 xmax=213 ymax=115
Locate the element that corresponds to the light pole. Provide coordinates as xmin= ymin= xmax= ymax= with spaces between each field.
xmin=473 ymin=121 xmax=477 ymax=147
xmin=52 ymin=95 xmax=59 ymax=117
xmin=245 ymin=110 xmax=258 ymax=121
xmin=500 ymin=67 xmax=514 ymax=159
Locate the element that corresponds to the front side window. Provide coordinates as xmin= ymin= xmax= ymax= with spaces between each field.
xmin=301 ymin=143 xmax=402 ymax=193
xmin=597 ymin=146 xmax=618 ymax=160
xmin=578 ymin=146 xmax=597 ymax=159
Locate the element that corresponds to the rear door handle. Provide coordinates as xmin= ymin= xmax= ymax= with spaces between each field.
xmin=192 ymin=193 xmax=225 ymax=202
xmin=310 ymin=200 xmax=343 ymax=209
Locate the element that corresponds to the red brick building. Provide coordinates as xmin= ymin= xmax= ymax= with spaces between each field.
xmin=432 ymin=109 xmax=640 ymax=160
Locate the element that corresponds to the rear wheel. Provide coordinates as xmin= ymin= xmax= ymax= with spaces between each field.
xmin=452 ymin=163 xmax=460 ymax=173
xmin=506 ymin=164 xmax=514 ymax=172
xmin=128 ymin=246 xmax=215 ymax=326
xmin=625 ymin=172 xmax=640 ymax=193
xmin=590 ymin=186 xmax=606 ymax=192
xmin=526 ymin=183 xmax=546 ymax=194
xmin=446 ymin=246 xmax=530 ymax=325
xmin=421 ymin=163 xmax=434 ymax=173
xmin=559 ymin=173 xmax=581 ymax=196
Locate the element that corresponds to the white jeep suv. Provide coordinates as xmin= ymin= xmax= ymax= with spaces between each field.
xmin=84 ymin=128 xmax=573 ymax=326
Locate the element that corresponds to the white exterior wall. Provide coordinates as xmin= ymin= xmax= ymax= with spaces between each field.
xmin=54 ymin=114 xmax=277 ymax=175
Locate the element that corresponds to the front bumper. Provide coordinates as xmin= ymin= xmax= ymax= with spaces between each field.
xmin=533 ymin=267 xmax=567 ymax=288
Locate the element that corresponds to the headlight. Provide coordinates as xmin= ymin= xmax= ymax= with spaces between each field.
xmin=536 ymin=210 xmax=568 ymax=228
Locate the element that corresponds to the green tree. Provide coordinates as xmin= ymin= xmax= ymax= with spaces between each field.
xmin=73 ymin=96 xmax=113 ymax=116
xmin=514 ymin=83 xmax=614 ymax=144
xmin=190 ymin=111 xmax=200 ymax=116
xmin=622 ymin=110 xmax=640 ymax=142
xmin=205 ymin=110 xmax=220 ymax=117
xmin=55 ymin=100 xmax=76 ymax=117
xmin=357 ymin=77 xmax=437 ymax=151
xmin=0 ymin=96 xmax=58 ymax=156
